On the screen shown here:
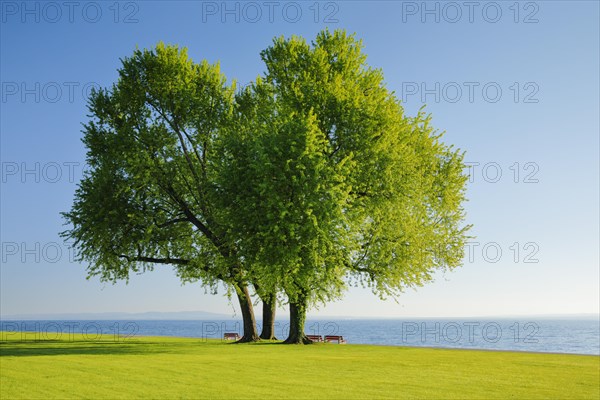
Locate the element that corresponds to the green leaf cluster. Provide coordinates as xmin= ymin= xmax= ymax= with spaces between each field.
xmin=63 ymin=30 xmax=471 ymax=312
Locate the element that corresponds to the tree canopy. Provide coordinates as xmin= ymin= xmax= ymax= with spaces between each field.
xmin=63 ymin=30 xmax=470 ymax=344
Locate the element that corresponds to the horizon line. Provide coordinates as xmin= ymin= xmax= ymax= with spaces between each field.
xmin=2 ymin=311 xmax=598 ymax=321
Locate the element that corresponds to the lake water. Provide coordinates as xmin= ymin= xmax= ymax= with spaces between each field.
xmin=2 ymin=318 xmax=598 ymax=355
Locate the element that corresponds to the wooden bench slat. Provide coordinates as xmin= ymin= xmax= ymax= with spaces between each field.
xmin=324 ymin=335 xmax=346 ymax=344
xmin=306 ymin=334 xmax=323 ymax=342
xmin=223 ymin=332 xmax=240 ymax=340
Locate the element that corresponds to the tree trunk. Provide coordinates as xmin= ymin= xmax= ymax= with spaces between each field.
xmin=283 ymin=296 xmax=312 ymax=344
xmin=259 ymin=292 xmax=277 ymax=340
xmin=234 ymin=282 xmax=260 ymax=343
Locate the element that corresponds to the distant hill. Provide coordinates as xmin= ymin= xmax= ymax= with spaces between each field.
xmin=1 ymin=311 xmax=234 ymax=320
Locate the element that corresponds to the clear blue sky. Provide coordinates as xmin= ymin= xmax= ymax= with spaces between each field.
xmin=1 ymin=1 xmax=598 ymax=318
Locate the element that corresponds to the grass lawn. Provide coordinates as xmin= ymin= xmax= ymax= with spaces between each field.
xmin=1 ymin=332 xmax=598 ymax=399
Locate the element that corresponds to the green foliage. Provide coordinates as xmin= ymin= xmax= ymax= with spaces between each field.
xmin=219 ymin=29 xmax=471 ymax=306
xmin=218 ymin=104 xmax=352 ymax=305
xmin=62 ymin=43 xmax=237 ymax=289
xmin=63 ymin=30 xmax=471 ymax=314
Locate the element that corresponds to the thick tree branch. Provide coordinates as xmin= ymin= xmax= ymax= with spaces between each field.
xmin=163 ymin=183 xmax=221 ymax=246
xmin=146 ymin=98 xmax=205 ymax=198
xmin=116 ymin=252 xmax=228 ymax=282
xmin=117 ymin=254 xmax=190 ymax=265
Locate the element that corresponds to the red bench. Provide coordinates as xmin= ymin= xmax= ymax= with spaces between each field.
xmin=306 ymin=334 xmax=323 ymax=342
xmin=223 ymin=332 xmax=240 ymax=341
xmin=324 ymin=335 xmax=347 ymax=344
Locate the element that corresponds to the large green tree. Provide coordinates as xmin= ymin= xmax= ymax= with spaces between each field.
xmin=64 ymin=31 xmax=469 ymax=345
xmin=219 ymin=30 xmax=470 ymax=343
xmin=62 ymin=43 xmax=263 ymax=342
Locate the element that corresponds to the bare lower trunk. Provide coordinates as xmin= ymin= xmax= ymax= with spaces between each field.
xmin=234 ymin=282 xmax=260 ymax=343
xmin=283 ymin=296 xmax=312 ymax=344
xmin=259 ymin=292 xmax=277 ymax=340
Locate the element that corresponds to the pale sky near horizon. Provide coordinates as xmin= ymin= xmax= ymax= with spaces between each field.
xmin=1 ymin=1 xmax=598 ymax=318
